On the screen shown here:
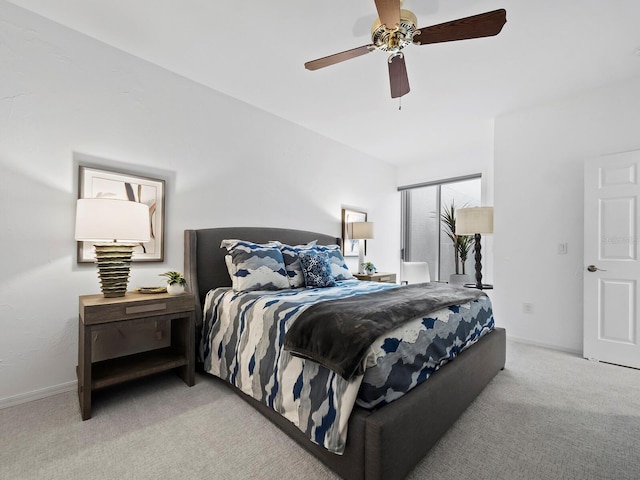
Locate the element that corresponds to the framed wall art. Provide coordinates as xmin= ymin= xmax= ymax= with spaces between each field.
xmin=77 ymin=165 xmax=165 ymax=263
xmin=341 ymin=208 xmax=367 ymax=257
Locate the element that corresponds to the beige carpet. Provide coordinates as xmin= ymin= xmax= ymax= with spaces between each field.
xmin=1 ymin=340 xmax=639 ymax=480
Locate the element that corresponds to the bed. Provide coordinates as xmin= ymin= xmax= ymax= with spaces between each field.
xmin=184 ymin=227 xmax=506 ymax=480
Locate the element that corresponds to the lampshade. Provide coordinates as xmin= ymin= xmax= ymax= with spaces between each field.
xmin=455 ymin=207 xmax=493 ymax=235
xmin=350 ymin=221 xmax=374 ymax=240
xmin=75 ymin=198 xmax=150 ymax=243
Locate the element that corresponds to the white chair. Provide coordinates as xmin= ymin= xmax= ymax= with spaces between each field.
xmin=401 ymin=261 xmax=431 ymax=284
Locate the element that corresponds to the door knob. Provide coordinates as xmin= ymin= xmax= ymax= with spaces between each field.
xmin=587 ymin=265 xmax=607 ymax=272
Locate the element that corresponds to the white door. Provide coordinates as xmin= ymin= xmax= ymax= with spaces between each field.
xmin=584 ymin=150 xmax=640 ymax=368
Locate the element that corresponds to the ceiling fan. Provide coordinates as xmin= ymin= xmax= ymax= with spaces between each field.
xmin=304 ymin=1 xmax=507 ymax=99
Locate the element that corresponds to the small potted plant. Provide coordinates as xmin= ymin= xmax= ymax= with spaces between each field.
xmin=160 ymin=271 xmax=186 ymax=295
xmin=361 ymin=262 xmax=377 ymax=275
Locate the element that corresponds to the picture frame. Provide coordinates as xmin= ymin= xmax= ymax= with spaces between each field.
xmin=341 ymin=208 xmax=367 ymax=257
xmin=77 ymin=165 xmax=165 ymax=263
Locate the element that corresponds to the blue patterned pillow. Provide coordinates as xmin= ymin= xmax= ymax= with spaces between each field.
xmin=315 ymin=244 xmax=355 ymax=281
xmin=298 ymin=249 xmax=336 ymax=288
xmin=220 ymin=239 xmax=290 ymax=292
xmin=276 ymin=241 xmax=317 ymax=288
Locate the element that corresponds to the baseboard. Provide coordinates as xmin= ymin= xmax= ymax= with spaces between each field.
xmin=0 ymin=380 xmax=77 ymax=410
xmin=507 ymin=335 xmax=582 ymax=356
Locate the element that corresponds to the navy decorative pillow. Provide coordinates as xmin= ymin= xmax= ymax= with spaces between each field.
xmin=220 ymin=239 xmax=290 ymax=292
xmin=315 ymin=244 xmax=355 ymax=281
xmin=276 ymin=241 xmax=317 ymax=288
xmin=298 ymin=249 xmax=337 ymax=288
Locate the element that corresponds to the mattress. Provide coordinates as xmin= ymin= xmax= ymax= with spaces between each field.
xmin=200 ymin=280 xmax=494 ymax=453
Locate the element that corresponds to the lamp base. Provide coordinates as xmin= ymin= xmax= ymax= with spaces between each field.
xmin=468 ymin=233 xmax=492 ymax=291
xmin=94 ymin=244 xmax=135 ymax=297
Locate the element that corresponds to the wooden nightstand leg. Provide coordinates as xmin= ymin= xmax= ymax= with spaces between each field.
xmin=172 ymin=314 xmax=195 ymax=387
xmin=78 ymin=319 xmax=92 ymax=420
xmin=185 ymin=312 xmax=195 ymax=386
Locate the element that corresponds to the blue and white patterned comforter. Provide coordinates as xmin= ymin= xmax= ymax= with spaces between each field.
xmin=200 ymin=280 xmax=494 ymax=454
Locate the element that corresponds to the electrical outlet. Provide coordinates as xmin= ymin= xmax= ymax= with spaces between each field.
xmin=523 ymin=303 xmax=534 ymax=314
xmin=558 ymin=243 xmax=568 ymax=254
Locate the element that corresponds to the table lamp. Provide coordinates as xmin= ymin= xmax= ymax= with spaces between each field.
xmin=455 ymin=206 xmax=493 ymax=290
xmin=75 ymin=198 xmax=151 ymax=297
xmin=350 ymin=221 xmax=374 ymax=274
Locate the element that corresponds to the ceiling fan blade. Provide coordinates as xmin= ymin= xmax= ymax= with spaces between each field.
xmin=388 ymin=54 xmax=410 ymax=98
xmin=413 ymin=9 xmax=506 ymax=45
xmin=374 ymin=0 xmax=401 ymax=30
xmin=304 ymin=44 xmax=376 ymax=71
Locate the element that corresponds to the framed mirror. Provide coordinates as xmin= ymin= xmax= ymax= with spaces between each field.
xmin=341 ymin=208 xmax=367 ymax=257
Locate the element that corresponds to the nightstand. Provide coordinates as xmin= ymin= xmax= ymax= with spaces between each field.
xmin=77 ymin=291 xmax=196 ymax=420
xmin=353 ymin=272 xmax=397 ymax=283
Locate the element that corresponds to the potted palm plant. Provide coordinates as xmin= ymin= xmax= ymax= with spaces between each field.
xmin=440 ymin=202 xmax=474 ymax=285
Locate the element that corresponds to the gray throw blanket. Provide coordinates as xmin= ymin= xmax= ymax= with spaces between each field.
xmin=283 ymin=283 xmax=486 ymax=380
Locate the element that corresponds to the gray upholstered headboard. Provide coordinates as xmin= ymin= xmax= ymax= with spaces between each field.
xmin=184 ymin=227 xmax=341 ymax=330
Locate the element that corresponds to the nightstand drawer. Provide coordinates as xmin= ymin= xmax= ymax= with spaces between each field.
xmin=80 ymin=292 xmax=195 ymax=325
xmin=353 ymin=272 xmax=397 ymax=284
xmin=91 ymin=318 xmax=171 ymax=362
xmin=375 ymin=274 xmax=395 ymax=283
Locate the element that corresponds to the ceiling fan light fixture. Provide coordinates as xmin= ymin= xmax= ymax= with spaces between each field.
xmin=371 ymin=9 xmax=418 ymax=52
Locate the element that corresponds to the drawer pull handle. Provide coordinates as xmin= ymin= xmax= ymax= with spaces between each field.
xmin=126 ymin=303 xmax=167 ymax=314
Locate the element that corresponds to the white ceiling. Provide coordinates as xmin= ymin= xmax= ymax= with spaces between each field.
xmin=7 ymin=0 xmax=640 ymax=165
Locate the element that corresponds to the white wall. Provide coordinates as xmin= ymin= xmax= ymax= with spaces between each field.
xmin=494 ymin=76 xmax=640 ymax=353
xmin=0 ymin=3 xmax=399 ymax=405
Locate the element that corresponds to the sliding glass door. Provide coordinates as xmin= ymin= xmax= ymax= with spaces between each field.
xmin=400 ymin=175 xmax=481 ymax=281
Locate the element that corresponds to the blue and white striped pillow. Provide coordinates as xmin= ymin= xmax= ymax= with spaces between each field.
xmin=315 ymin=244 xmax=355 ymax=281
xmin=278 ymin=241 xmax=317 ymax=288
xmin=221 ymin=239 xmax=290 ymax=292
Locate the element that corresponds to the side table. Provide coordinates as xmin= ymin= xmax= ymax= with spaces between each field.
xmin=77 ymin=291 xmax=196 ymax=420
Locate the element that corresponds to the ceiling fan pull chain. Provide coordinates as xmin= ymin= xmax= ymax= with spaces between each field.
xmin=399 ymin=96 xmax=402 ymax=110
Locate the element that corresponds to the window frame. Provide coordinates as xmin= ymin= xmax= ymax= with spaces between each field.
xmin=399 ymin=174 xmax=482 ymax=281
